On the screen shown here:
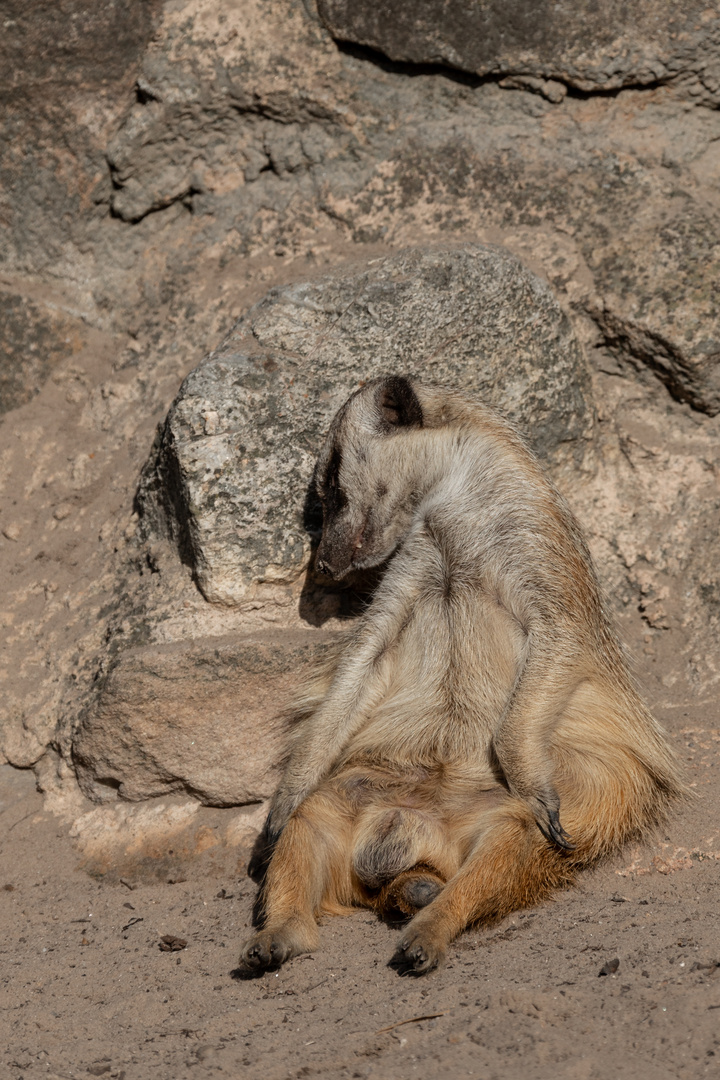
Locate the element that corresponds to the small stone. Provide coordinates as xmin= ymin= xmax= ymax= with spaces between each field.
xmin=2 ymin=522 xmax=20 ymax=541
xmin=598 ymin=958 xmax=620 ymax=976
xmin=53 ymin=503 xmax=72 ymax=521
xmin=159 ymin=934 xmax=187 ymax=952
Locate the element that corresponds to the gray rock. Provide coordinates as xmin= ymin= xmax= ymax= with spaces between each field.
xmin=140 ymin=245 xmax=593 ymax=605
xmin=316 ymin=0 xmax=720 ymax=103
xmin=586 ymin=207 xmax=720 ymax=416
xmin=1 ymin=0 xmax=158 ymax=97
xmin=0 ymin=293 xmax=87 ymax=416
xmin=0 ymin=0 xmax=159 ymax=295
xmin=72 ymin=631 xmax=333 ymax=807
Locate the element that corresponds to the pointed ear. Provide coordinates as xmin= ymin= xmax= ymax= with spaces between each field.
xmin=377 ymin=376 xmax=423 ymax=430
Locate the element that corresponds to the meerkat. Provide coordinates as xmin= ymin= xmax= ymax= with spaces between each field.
xmin=239 ymin=375 xmax=685 ymax=975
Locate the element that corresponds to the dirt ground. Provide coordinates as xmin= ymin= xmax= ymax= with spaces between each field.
xmin=2 ymin=648 xmax=719 ymax=1080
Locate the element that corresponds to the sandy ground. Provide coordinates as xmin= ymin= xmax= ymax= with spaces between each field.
xmin=2 ymin=655 xmax=719 ymax=1080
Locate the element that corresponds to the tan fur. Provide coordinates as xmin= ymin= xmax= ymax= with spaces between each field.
xmin=240 ymin=377 xmax=687 ymax=975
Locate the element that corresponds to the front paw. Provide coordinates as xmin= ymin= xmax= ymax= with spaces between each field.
xmin=391 ymin=929 xmax=444 ymax=975
xmin=527 ymin=790 xmax=575 ymax=851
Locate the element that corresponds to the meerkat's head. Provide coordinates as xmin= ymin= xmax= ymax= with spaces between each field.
xmin=313 ymin=375 xmax=426 ymax=581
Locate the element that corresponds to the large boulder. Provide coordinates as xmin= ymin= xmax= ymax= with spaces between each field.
xmin=72 ymin=630 xmax=334 ymax=806
xmin=139 ymin=244 xmax=593 ymax=606
xmin=72 ymin=243 xmax=592 ymax=809
xmin=316 ymin=0 xmax=720 ymax=104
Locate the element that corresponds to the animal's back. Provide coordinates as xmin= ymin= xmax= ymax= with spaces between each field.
xmin=336 ymin=575 xmax=527 ymax=770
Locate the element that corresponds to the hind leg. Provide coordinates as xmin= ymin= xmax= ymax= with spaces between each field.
xmin=391 ymin=739 xmax=654 ymax=974
xmin=240 ymin=788 xmax=353 ymax=972
xmin=392 ymin=799 xmax=575 ymax=974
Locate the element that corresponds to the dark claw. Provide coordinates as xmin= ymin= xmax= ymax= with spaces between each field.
xmin=247 ymin=846 xmax=270 ymax=882
xmin=537 ymin=807 xmax=575 ymax=852
xmin=263 ymin=812 xmax=283 ymax=852
xmin=390 ymin=937 xmax=440 ymax=975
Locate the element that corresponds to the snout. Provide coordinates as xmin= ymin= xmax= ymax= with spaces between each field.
xmin=314 ymin=541 xmax=355 ymax=581
xmin=314 ymin=552 xmax=342 ymax=578
xmin=315 ymin=518 xmax=366 ymax=580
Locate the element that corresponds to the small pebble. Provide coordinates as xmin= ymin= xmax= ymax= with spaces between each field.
xmin=159 ymin=935 xmax=187 ymax=952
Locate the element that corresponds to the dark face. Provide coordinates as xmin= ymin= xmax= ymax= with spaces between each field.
xmin=314 ymin=441 xmax=361 ymax=580
xmin=313 ymin=377 xmax=424 ymax=581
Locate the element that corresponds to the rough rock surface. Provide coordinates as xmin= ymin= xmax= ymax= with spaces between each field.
xmin=142 ymin=244 xmax=591 ymax=604
xmin=72 ymin=631 xmax=331 ymax=806
xmin=1 ymin=0 xmax=159 ymax=97
xmin=587 ymin=211 xmax=720 ymax=416
xmin=0 ymin=293 xmax=92 ymax=416
xmin=0 ymin=0 xmax=161 ymax=406
xmin=316 ymin=0 xmax=720 ymax=102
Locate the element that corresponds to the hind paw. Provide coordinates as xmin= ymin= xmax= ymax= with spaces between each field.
xmin=391 ymin=929 xmax=444 ymax=974
xmin=240 ymin=931 xmax=290 ymax=971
